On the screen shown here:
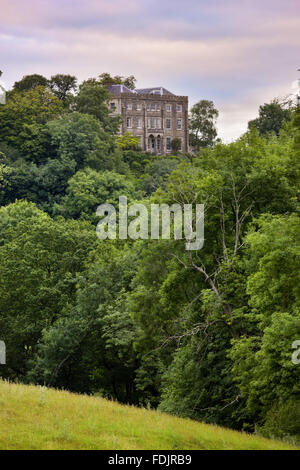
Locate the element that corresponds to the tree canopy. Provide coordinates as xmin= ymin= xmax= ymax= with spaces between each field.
xmin=248 ymin=99 xmax=292 ymax=136
xmin=189 ymin=99 xmax=219 ymax=149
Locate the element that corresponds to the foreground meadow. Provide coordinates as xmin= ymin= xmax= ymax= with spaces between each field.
xmin=0 ymin=380 xmax=297 ymax=450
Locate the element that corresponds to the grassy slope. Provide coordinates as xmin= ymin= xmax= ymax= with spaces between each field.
xmin=0 ymin=380 xmax=297 ymax=450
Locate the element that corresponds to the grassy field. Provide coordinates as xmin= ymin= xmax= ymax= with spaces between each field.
xmin=0 ymin=380 xmax=297 ymax=450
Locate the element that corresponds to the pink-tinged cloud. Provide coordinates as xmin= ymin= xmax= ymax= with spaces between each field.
xmin=0 ymin=0 xmax=299 ymax=140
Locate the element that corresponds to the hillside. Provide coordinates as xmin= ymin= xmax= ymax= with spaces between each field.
xmin=0 ymin=380 xmax=297 ymax=450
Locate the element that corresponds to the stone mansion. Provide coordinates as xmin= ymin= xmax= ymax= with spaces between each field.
xmin=107 ymin=84 xmax=189 ymax=154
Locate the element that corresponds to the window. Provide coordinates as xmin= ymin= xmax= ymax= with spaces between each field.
xmin=177 ymin=119 xmax=182 ymax=130
xmin=178 ymin=138 xmax=182 ymax=150
xmin=126 ymin=103 xmax=132 ymax=110
xmin=136 ymin=103 xmax=141 ymax=110
xmin=147 ymin=118 xmax=161 ymax=129
xmin=166 ymin=104 xmax=171 ymax=112
xmin=166 ymin=118 xmax=171 ymax=129
xmin=156 ymin=104 xmax=161 ymax=111
xmin=126 ymin=117 xmax=132 ymax=128
xmin=176 ymin=104 xmax=182 ymax=112
xmin=148 ymin=136 xmax=155 ymax=151
xmin=166 ymin=137 xmax=171 ymax=151
xmin=137 ymin=118 xmax=142 ymax=128
xmin=146 ymin=103 xmax=151 ymax=111
xmin=138 ymin=136 xmax=142 ymax=148
xmin=151 ymin=103 xmax=156 ymax=111
xmin=110 ymin=102 xmax=116 ymax=111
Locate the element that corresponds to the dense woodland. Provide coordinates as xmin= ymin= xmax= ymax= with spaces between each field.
xmin=0 ymin=72 xmax=299 ymax=442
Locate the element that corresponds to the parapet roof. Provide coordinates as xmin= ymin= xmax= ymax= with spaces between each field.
xmin=107 ymin=84 xmax=134 ymax=94
xmin=135 ymin=87 xmax=174 ymax=96
xmin=107 ymin=84 xmax=175 ymax=96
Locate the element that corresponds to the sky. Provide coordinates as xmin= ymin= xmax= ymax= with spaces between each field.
xmin=0 ymin=0 xmax=299 ymax=141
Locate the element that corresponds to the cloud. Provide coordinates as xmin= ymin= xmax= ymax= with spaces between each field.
xmin=0 ymin=0 xmax=299 ymax=140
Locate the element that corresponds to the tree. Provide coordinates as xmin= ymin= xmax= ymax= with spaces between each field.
xmin=56 ymin=168 xmax=140 ymax=222
xmin=47 ymin=112 xmax=112 ymax=170
xmin=0 ymin=201 xmax=96 ymax=381
xmin=0 ymin=157 xmax=77 ymax=214
xmin=248 ymin=99 xmax=292 ymax=136
xmin=49 ymin=74 xmax=77 ymax=103
xmin=230 ymin=214 xmax=300 ymax=434
xmin=18 ymin=123 xmax=55 ymax=164
xmin=0 ymin=160 xmax=13 ymax=205
xmin=28 ymin=245 xmax=141 ymax=402
xmin=130 ymin=125 xmax=299 ymax=426
xmin=0 ymin=86 xmax=63 ymax=150
xmin=116 ymin=131 xmax=139 ymax=150
xmin=98 ymin=73 xmax=136 ymax=90
xmin=140 ymin=156 xmax=181 ymax=194
xmin=291 ymin=103 xmax=300 ymax=159
xmin=189 ymin=100 xmax=219 ymax=150
xmin=123 ymin=75 xmax=137 ymax=90
xmin=76 ymin=80 xmax=121 ymax=134
xmin=170 ymin=137 xmax=182 ymax=154
xmin=13 ymin=74 xmax=48 ymax=91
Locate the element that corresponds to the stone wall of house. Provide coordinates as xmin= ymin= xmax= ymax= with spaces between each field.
xmin=109 ymin=92 xmax=189 ymax=154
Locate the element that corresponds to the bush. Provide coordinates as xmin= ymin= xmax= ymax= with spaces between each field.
xmin=259 ymin=400 xmax=300 ymax=443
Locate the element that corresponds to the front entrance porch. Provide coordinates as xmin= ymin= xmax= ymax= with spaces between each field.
xmin=147 ymin=134 xmax=163 ymax=154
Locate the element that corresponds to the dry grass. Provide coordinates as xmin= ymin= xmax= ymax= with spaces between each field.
xmin=0 ymin=380 xmax=297 ymax=450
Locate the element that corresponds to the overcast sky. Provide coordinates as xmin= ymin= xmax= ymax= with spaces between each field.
xmin=0 ymin=0 xmax=299 ymax=141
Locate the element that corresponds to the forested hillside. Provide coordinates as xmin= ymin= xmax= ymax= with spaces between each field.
xmin=0 ymin=73 xmax=299 ymax=443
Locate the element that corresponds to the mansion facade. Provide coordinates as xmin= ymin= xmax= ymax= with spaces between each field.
xmin=107 ymin=84 xmax=189 ymax=154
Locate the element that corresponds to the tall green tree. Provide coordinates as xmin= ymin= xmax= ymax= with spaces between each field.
xmin=47 ymin=112 xmax=113 ymax=170
xmin=76 ymin=80 xmax=121 ymax=134
xmin=98 ymin=73 xmax=136 ymax=90
xmin=56 ymin=168 xmax=141 ymax=222
xmin=230 ymin=214 xmax=300 ymax=432
xmin=0 ymin=201 xmax=96 ymax=381
xmin=13 ymin=74 xmax=48 ymax=91
xmin=248 ymin=99 xmax=292 ymax=136
xmin=130 ymin=125 xmax=299 ymax=426
xmin=49 ymin=74 xmax=77 ymax=103
xmin=189 ymin=100 xmax=219 ymax=150
xmin=0 ymin=86 xmax=63 ymax=151
xmin=28 ymin=244 xmax=141 ymax=401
